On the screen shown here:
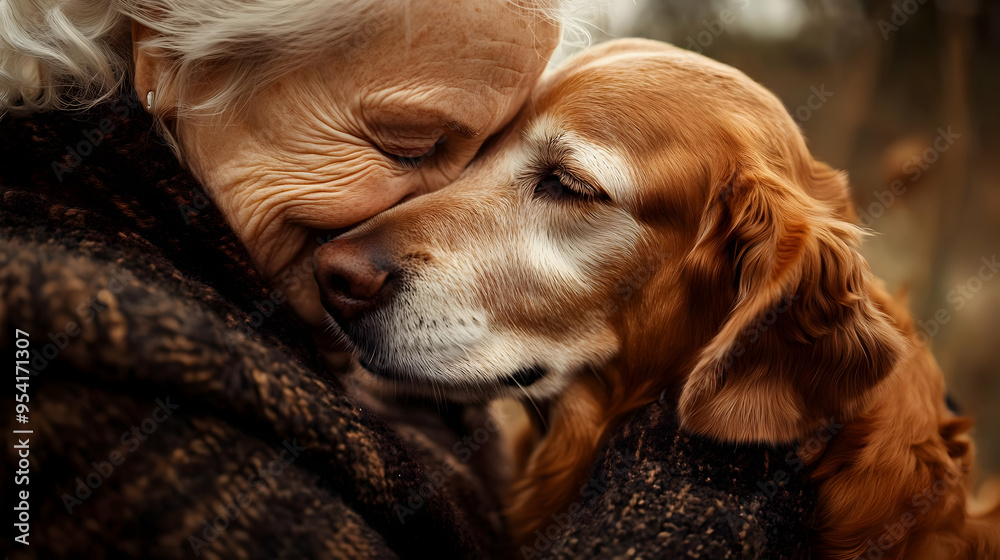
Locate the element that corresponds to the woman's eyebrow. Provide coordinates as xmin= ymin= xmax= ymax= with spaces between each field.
xmin=372 ymin=111 xmax=480 ymax=140
xmin=440 ymin=118 xmax=480 ymax=139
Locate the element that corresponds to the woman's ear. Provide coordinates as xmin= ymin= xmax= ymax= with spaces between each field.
xmin=131 ymin=20 xmax=174 ymax=114
xmin=678 ymin=163 xmax=909 ymax=445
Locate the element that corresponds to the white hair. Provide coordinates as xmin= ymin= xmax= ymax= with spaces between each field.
xmin=0 ymin=0 xmax=415 ymax=118
xmin=1 ymin=0 xmax=123 ymax=114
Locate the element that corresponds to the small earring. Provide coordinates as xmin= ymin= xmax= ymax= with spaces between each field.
xmin=146 ymin=90 xmax=154 ymax=110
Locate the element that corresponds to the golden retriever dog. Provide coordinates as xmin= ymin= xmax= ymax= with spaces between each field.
xmin=314 ymin=39 xmax=1000 ymax=559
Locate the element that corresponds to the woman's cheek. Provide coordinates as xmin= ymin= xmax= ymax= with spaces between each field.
xmin=419 ymin=153 xmax=476 ymax=194
xmin=346 ymin=172 xmax=425 ymax=217
xmin=282 ymin=170 xmax=415 ymax=230
xmin=284 ymin=152 xmax=469 ymax=232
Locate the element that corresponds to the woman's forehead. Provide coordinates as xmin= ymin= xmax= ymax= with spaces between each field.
xmin=343 ymin=11 xmax=556 ymax=138
xmin=349 ymin=0 xmax=557 ymax=87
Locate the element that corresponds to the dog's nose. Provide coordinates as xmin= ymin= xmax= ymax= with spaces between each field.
xmin=314 ymin=236 xmax=393 ymax=321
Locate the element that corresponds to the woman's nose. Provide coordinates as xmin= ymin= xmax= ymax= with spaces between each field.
xmin=314 ymin=235 xmax=395 ymax=322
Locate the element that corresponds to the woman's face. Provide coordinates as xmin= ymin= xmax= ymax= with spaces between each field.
xmin=159 ymin=1 xmax=559 ymax=330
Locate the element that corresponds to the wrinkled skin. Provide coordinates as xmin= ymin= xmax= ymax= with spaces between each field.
xmin=133 ymin=0 xmax=560 ymax=329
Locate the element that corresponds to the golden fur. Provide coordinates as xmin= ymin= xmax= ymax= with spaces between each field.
xmin=503 ymin=39 xmax=1000 ymax=559
xmin=318 ymin=38 xmax=1000 ymax=558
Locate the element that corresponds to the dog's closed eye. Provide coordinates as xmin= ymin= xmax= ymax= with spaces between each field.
xmin=533 ymin=171 xmax=606 ymax=203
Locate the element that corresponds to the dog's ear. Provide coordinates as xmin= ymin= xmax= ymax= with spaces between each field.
xmin=678 ymin=162 xmax=909 ymax=444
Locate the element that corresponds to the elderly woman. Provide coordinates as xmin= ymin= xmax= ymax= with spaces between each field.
xmin=1 ymin=1 xmax=815 ymax=559
xmin=3 ymin=0 xmax=558 ymax=330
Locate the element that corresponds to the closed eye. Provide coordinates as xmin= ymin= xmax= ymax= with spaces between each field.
xmin=533 ymin=170 xmax=607 ymax=202
xmin=384 ymin=136 xmax=446 ymax=170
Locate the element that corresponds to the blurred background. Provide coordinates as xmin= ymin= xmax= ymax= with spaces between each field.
xmin=559 ymin=0 xmax=1000 ymax=478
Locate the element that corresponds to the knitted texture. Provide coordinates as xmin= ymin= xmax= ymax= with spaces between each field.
xmin=531 ymin=401 xmax=816 ymax=559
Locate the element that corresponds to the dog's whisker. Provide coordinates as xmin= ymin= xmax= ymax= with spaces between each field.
xmin=584 ymin=365 xmax=607 ymax=389
xmin=434 ymin=381 xmax=444 ymax=411
xmin=509 ymin=377 xmax=547 ymax=432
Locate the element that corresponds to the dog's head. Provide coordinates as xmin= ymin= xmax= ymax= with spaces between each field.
xmin=315 ymin=38 xmax=907 ymax=444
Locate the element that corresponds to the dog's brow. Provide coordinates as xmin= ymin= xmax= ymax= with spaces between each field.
xmin=557 ymin=137 xmax=634 ymax=204
xmin=524 ymin=115 xmax=635 ymax=203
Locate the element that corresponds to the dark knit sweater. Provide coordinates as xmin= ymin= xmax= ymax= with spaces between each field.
xmin=0 ymin=95 xmax=816 ymax=559
xmin=0 ymin=95 xmax=506 ymax=559
xmin=535 ymin=400 xmax=816 ymax=559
